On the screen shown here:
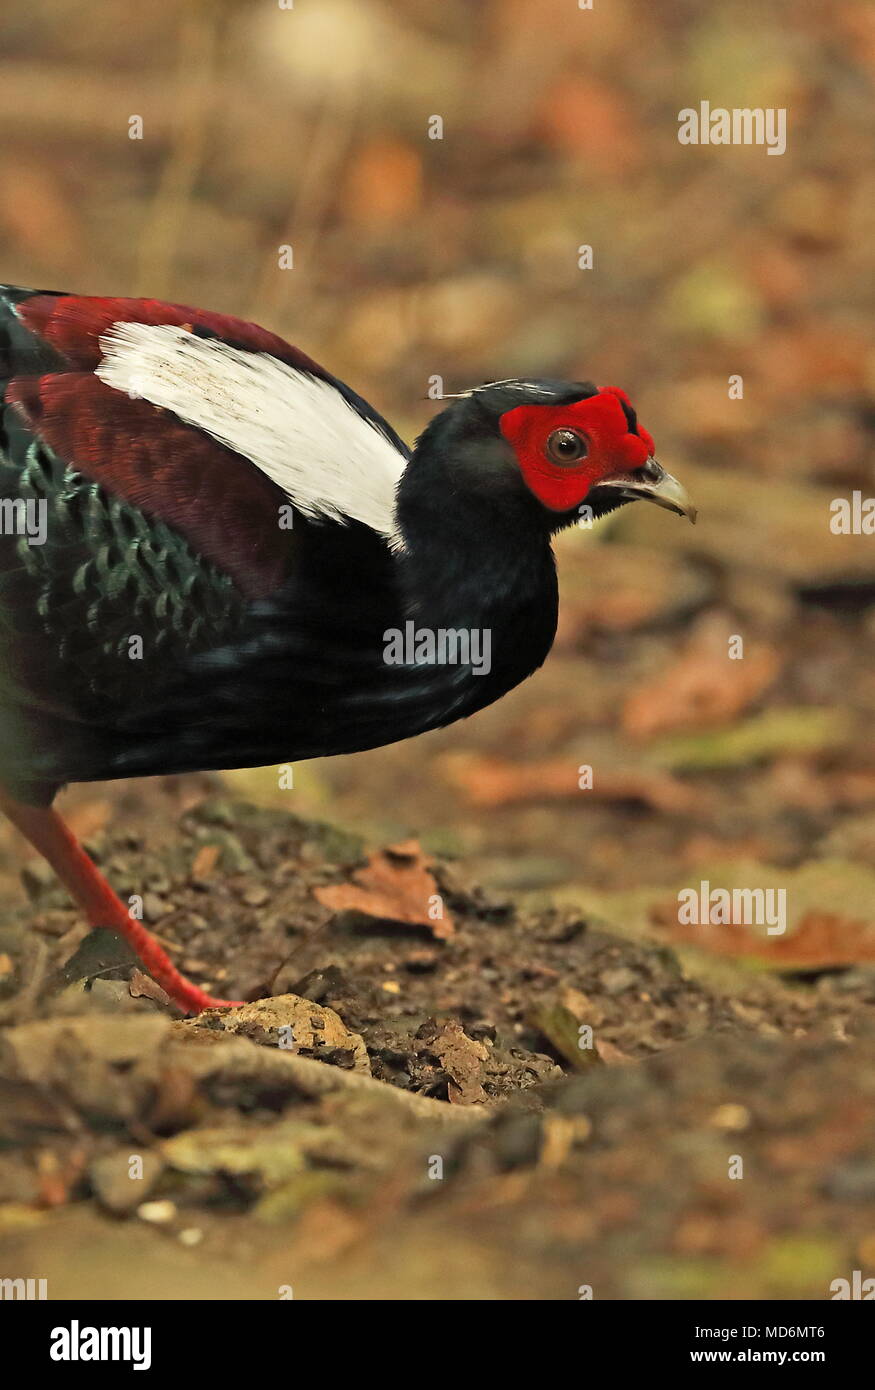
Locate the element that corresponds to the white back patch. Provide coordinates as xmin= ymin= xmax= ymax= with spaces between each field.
xmin=95 ymin=322 xmax=407 ymax=535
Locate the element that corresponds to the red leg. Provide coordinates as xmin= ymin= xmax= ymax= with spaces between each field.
xmin=0 ymin=788 xmax=242 ymax=1014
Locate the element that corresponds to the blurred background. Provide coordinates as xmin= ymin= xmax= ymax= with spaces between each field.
xmin=1 ymin=0 xmax=874 ymax=964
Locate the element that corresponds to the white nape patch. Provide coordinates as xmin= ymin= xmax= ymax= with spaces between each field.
xmin=95 ymin=322 xmax=407 ymax=535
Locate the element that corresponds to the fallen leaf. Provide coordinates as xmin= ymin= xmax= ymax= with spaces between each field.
xmin=648 ymin=858 xmax=875 ymax=969
xmin=623 ymin=615 xmax=780 ymax=738
xmin=314 ymin=840 xmax=454 ymax=940
xmin=344 ymin=136 xmax=422 ymax=226
xmin=537 ymin=77 xmax=641 ymax=174
xmin=128 ymin=968 xmax=171 ymax=1008
xmin=440 ymin=751 xmax=698 ymax=814
xmin=417 ymin=1020 xmax=488 ymax=1104
xmin=190 ymin=844 xmax=220 ymax=881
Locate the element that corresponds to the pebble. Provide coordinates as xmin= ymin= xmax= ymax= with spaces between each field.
xmin=242 ymin=885 xmax=270 ymax=907
xmin=599 ymin=967 xmax=639 ymax=996
xmin=91 ymin=1151 xmax=165 ymax=1214
xmin=142 ymin=893 xmax=170 ymax=923
xmin=708 ymin=1103 xmax=751 ymax=1132
xmin=137 ymin=1199 xmax=177 ymax=1224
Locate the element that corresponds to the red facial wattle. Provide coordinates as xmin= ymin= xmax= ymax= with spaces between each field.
xmin=499 ymin=386 xmax=655 ymax=512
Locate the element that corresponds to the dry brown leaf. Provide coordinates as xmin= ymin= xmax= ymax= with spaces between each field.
xmin=651 ymin=902 xmax=875 ymax=970
xmin=537 ymin=77 xmax=641 ymax=174
xmin=314 ymin=840 xmax=454 ymax=940
xmin=344 ymin=137 xmax=422 ymax=226
xmin=190 ymin=844 xmax=220 ymax=881
xmin=440 ymin=751 xmax=698 ymax=814
xmin=623 ymin=616 xmax=780 ymax=739
xmin=420 ymin=1021 xmax=488 ymax=1105
xmin=128 ymin=967 xmax=171 ymax=1008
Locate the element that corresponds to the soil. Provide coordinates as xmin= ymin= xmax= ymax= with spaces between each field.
xmin=1 ymin=794 xmax=874 ymax=1300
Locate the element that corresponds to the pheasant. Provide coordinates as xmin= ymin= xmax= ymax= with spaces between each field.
xmin=0 ymin=285 xmax=694 ymax=1012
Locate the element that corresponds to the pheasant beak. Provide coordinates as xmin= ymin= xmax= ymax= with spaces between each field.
xmin=591 ymin=459 xmax=697 ymax=523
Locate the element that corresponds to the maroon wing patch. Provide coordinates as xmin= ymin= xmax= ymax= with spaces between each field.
xmin=3 ymin=291 xmax=318 ymax=599
xmin=16 ymin=293 xmax=322 ymax=374
xmin=5 ymin=372 xmax=290 ymax=600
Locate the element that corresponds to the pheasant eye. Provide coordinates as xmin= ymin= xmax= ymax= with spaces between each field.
xmin=545 ymin=428 xmax=588 ymax=466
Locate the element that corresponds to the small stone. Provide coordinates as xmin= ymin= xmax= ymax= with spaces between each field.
xmin=191 ymin=994 xmax=371 ymax=1074
xmin=178 ymin=1227 xmax=203 ymax=1247
xmin=599 ymin=967 xmax=638 ymax=996
xmin=242 ymin=885 xmax=270 ymax=908
xmin=142 ymin=893 xmax=170 ymax=923
xmin=137 ymin=1199 xmax=176 ymax=1224
xmin=708 ymin=1103 xmax=751 ymax=1132
xmin=91 ymin=1150 xmax=165 ymax=1214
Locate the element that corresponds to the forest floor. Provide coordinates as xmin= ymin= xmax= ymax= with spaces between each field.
xmin=1 ymin=789 xmax=874 ymax=1301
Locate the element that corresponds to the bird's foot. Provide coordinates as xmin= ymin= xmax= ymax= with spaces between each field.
xmin=0 ymin=788 xmax=243 ymax=1015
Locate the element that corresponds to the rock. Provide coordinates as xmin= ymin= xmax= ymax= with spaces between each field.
xmin=142 ymin=893 xmax=170 ymax=923
xmin=54 ymin=977 xmax=166 ymax=1015
xmin=241 ymin=885 xmax=270 ymax=908
xmin=190 ymin=994 xmax=371 ymax=1074
xmin=0 ymin=1014 xmax=173 ymax=1138
xmin=599 ymin=967 xmax=639 ymax=996
xmin=91 ymin=1149 xmax=165 ymax=1214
